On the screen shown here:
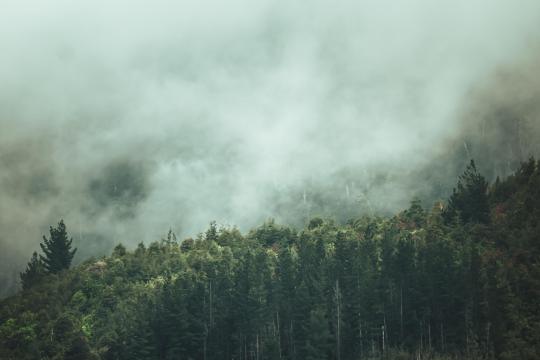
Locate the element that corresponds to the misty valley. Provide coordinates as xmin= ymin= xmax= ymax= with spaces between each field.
xmin=1 ymin=159 xmax=540 ymax=359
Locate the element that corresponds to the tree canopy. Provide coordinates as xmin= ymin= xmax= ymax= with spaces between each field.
xmin=2 ymin=159 xmax=540 ymax=360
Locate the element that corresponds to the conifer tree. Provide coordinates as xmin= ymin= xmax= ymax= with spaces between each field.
xmin=205 ymin=221 xmax=218 ymax=242
xmin=39 ymin=220 xmax=77 ymax=274
xmin=305 ymin=305 xmax=331 ymax=360
xmin=20 ymin=251 xmax=44 ymax=290
xmin=112 ymin=243 xmax=127 ymax=257
xmin=444 ymin=160 xmax=490 ymax=224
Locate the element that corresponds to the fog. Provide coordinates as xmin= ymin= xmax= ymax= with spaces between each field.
xmin=1 ymin=0 xmax=540 ymax=296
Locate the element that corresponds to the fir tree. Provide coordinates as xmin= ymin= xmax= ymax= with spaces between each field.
xmin=20 ymin=251 xmax=44 ymax=290
xmin=39 ymin=220 xmax=77 ymax=274
xmin=305 ymin=305 xmax=331 ymax=360
xmin=205 ymin=221 xmax=218 ymax=242
xmin=112 ymin=243 xmax=127 ymax=257
xmin=444 ymin=160 xmax=490 ymax=224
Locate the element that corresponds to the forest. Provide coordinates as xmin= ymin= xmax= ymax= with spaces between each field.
xmin=1 ymin=158 xmax=539 ymax=360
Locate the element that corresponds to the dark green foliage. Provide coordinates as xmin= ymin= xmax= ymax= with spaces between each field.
xmin=444 ymin=159 xmax=490 ymax=224
xmin=65 ymin=336 xmax=97 ymax=360
xmin=250 ymin=219 xmax=296 ymax=247
xmin=180 ymin=237 xmax=194 ymax=252
xmin=135 ymin=241 xmax=146 ymax=256
xmin=308 ymin=217 xmax=324 ymax=230
xmin=163 ymin=229 xmax=177 ymax=246
xmin=1 ymin=160 xmax=540 ymax=359
xmin=39 ymin=219 xmax=77 ymax=274
xmin=205 ymin=221 xmax=218 ymax=242
xmin=112 ymin=244 xmax=126 ymax=257
xmin=304 ymin=305 xmax=330 ymax=360
xmin=20 ymin=252 xmax=44 ymax=291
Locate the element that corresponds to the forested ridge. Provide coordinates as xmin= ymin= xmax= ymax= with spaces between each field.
xmin=1 ymin=159 xmax=540 ymax=360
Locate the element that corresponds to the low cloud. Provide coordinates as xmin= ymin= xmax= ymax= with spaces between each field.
xmin=1 ymin=0 xmax=540 ymax=296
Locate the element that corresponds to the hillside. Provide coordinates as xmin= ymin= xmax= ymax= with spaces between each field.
xmin=1 ymin=159 xmax=540 ymax=360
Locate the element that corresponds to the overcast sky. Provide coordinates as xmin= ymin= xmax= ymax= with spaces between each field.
xmin=1 ymin=0 xmax=540 ymax=296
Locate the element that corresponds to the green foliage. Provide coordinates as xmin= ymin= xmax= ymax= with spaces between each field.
xmin=180 ymin=237 xmax=194 ymax=252
xmin=20 ymin=252 xmax=45 ymax=291
xmin=308 ymin=217 xmax=324 ymax=230
xmin=0 ymin=312 xmax=38 ymax=354
xmin=112 ymin=244 xmax=126 ymax=257
xmin=1 ymin=159 xmax=540 ymax=359
xmin=39 ymin=219 xmax=77 ymax=274
xmin=304 ymin=305 xmax=330 ymax=360
xmin=444 ymin=159 xmax=490 ymax=224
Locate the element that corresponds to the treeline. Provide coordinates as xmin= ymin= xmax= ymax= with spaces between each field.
xmin=1 ymin=160 xmax=540 ymax=359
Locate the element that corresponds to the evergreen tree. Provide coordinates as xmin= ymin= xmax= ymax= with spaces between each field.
xmin=39 ymin=220 xmax=77 ymax=274
xmin=112 ymin=244 xmax=127 ymax=257
xmin=20 ymin=252 xmax=44 ymax=290
xmin=64 ymin=336 xmax=96 ymax=360
xmin=444 ymin=160 xmax=490 ymax=224
xmin=206 ymin=221 xmax=218 ymax=242
xmin=305 ymin=305 xmax=331 ymax=360
xmin=180 ymin=238 xmax=194 ymax=252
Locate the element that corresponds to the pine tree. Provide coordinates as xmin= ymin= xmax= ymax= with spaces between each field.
xmin=206 ymin=221 xmax=218 ymax=242
xmin=305 ymin=305 xmax=331 ymax=360
xmin=39 ymin=220 xmax=77 ymax=274
xmin=20 ymin=251 xmax=45 ymax=290
xmin=112 ymin=243 xmax=127 ymax=257
xmin=64 ymin=336 xmax=96 ymax=360
xmin=444 ymin=160 xmax=490 ymax=224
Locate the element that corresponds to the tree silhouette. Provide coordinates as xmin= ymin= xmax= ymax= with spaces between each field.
xmin=40 ymin=220 xmax=77 ymax=274
xmin=20 ymin=251 xmax=44 ymax=290
xmin=444 ymin=160 xmax=490 ymax=224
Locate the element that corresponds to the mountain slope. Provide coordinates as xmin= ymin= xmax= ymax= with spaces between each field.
xmin=1 ymin=160 xmax=540 ymax=360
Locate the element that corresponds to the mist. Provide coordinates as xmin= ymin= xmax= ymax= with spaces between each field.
xmin=1 ymin=0 xmax=540 ymax=296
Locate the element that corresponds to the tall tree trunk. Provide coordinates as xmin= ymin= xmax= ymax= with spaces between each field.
xmin=400 ymin=285 xmax=404 ymax=345
xmin=440 ymin=322 xmax=444 ymax=352
xmin=428 ymin=322 xmax=431 ymax=351
xmin=335 ymin=279 xmax=341 ymax=360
